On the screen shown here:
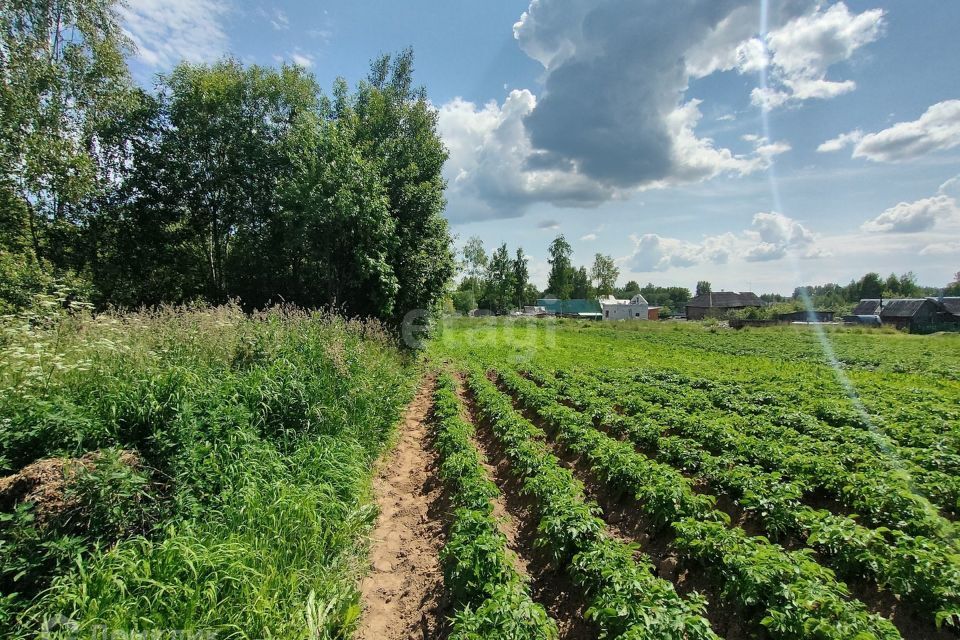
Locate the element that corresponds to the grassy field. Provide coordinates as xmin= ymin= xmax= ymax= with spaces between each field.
xmin=427 ymin=318 xmax=960 ymax=639
xmin=0 ymin=304 xmax=416 ymax=638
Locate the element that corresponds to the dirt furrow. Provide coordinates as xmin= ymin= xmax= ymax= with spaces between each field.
xmin=356 ymin=377 xmax=448 ymax=640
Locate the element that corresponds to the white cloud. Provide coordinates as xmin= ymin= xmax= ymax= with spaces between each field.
xmin=749 ymin=211 xmax=815 ymax=247
xmin=580 ymin=233 xmax=597 ymax=241
xmin=290 ymin=52 xmax=314 ymax=68
xmin=269 ymin=9 xmax=289 ymax=31
xmin=441 ymin=1 xmax=875 ymax=220
xmin=919 ymin=241 xmax=960 ymax=257
xmin=625 ymin=212 xmax=819 ymax=272
xmin=121 ymin=0 xmax=229 ymax=69
xmin=687 ymin=2 xmax=884 ymax=110
xmin=817 ymin=129 xmax=864 ymax=153
xmin=744 ymin=242 xmax=787 ymax=262
xmin=754 ymin=3 xmax=883 ymax=109
xmin=862 ymin=195 xmax=959 ymax=233
xmin=438 ymin=91 xmax=786 ymax=220
xmin=850 ymin=100 xmax=960 ymax=162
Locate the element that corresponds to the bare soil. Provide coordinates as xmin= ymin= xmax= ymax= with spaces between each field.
xmin=0 ymin=450 xmax=139 ymax=527
xmin=356 ymin=377 xmax=449 ymax=640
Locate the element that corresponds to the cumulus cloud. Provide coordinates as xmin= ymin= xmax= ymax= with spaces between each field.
xmin=861 ymin=175 xmax=960 ymax=233
xmin=817 ymin=129 xmax=864 ymax=153
xmin=919 ymin=241 xmax=960 ymax=256
xmin=849 ymin=100 xmax=960 ymax=162
xmin=537 ymin=219 xmax=560 ymax=230
xmin=581 ymin=233 xmax=597 ymax=241
xmin=862 ymin=196 xmax=959 ymax=233
xmin=441 ymin=1 xmax=880 ymax=220
xmin=290 ymin=52 xmax=314 ymax=68
xmin=121 ymin=0 xmax=229 ymax=69
xmin=625 ymin=212 xmax=819 ymax=271
xmin=687 ymin=2 xmax=883 ymax=110
xmin=439 ymin=91 xmax=628 ymax=221
xmin=749 ymin=211 xmax=815 ymax=246
xmin=513 ymin=0 xmax=788 ymax=189
xmin=755 ymin=3 xmax=883 ymax=108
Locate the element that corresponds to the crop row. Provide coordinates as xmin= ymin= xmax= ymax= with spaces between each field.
xmin=563 ymin=366 xmax=958 ymax=540
xmin=430 ymin=372 xmax=557 ymax=638
xmin=465 ymin=369 xmax=720 ymax=640
xmin=598 ymin=367 xmax=960 ymax=517
xmin=522 ymin=366 xmax=960 ymax=630
xmin=494 ymin=367 xmax=903 ymax=640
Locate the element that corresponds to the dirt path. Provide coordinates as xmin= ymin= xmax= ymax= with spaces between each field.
xmin=356 ymin=377 xmax=447 ymax=640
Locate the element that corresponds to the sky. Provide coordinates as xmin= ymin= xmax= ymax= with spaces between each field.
xmin=119 ymin=0 xmax=960 ymax=294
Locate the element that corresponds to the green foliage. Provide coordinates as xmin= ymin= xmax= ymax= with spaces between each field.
xmin=695 ymin=281 xmax=712 ymax=297
xmin=0 ymin=305 xmax=414 ymax=636
xmin=0 ymin=0 xmax=133 ymax=272
xmin=546 ymin=235 xmax=573 ymax=300
xmin=590 ymin=254 xmax=619 ymax=296
xmin=466 ymin=369 xmax=719 ymax=639
xmin=452 ymin=290 xmax=478 ymax=315
xmin=431 ymin=373 xmax=556 ymax=638
xmin=433 ymin=320 xmax=960 ymax=636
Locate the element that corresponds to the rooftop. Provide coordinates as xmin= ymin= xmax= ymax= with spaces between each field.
xmin=686 ymin=291 xmax=763 ymax=309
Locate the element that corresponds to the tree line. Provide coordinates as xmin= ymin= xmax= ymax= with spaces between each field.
xmin=0 ymin=0 xmax=454 ymax=324
xmin=451 ymin=232 xmax=959 ymax=318
xmin=452 ymin=234 xmax=693 ymax=316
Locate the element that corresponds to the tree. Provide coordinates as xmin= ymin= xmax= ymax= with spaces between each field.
xmin=351 ymin=49 xmax=455 ymax=324
xmin=452 ymin=289 xmax=477 ymax=315
xmin=618 ymin=280 xmax=641 ymax=298
xmin=897 ymin=271 xmax=920 ymax=298
xmin=884 ymin=273 xmax=901 ymax=296
xmin=512 ymin=248 xmax=530 ymax=309
xmin=462 ymin=236 xmax=488 ymax=301
xmin=945 ymin=271 xmax=960 ymax=296
xmin=480 ymin=243 xmax=514 ymax=314
xmin=858 ymin=272 xmax=884 ymax=299
xmin=571 ymin=266 xmax=591 ymax=299
xmin=1 ymin=0 xmax=133 ymax=271
xmin=590 ymin=253 xmax=619 ymax=296
xmin=522 ymin=283 xmax=540 ymax=307
xmin=547 ymin=235 xmax=573 ymax=299
xmin=696 ymin=281 xmax=712 ymax=297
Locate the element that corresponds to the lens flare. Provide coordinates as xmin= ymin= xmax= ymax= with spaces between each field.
xmin=754 ymin=0 xmax=942 ymax=521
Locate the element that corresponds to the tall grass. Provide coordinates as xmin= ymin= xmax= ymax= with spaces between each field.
xmin=0 ymin=303 xmax=415 ymax=638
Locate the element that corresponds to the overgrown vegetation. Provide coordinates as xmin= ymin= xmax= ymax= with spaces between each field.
xmin=0 ymin=300 xmax=414 ymax=637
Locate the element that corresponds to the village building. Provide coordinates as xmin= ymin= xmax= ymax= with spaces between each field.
xmin=685 ymin=291 xmax=764 ymax=320
xmin=776 ymin=310 xmax=836 ymax=323
xmin=848 ymin=297 xmax=960 ymax=331
xmin=598 ymin=294 xmax=651 ymax=321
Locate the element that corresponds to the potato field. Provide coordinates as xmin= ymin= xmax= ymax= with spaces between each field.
xmin=417 ymin=319 xmax=960 ymax=640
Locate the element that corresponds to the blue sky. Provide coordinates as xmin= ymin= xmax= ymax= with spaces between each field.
xmin=121 ymin=0 xmax=960 ymax=294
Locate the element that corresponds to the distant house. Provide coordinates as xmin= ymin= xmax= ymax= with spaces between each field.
xmin=685 ymin=291 xmax=764 ymax=320
xmin=536 ymin=298 xmax=602 ymax=319
xmin=777 ymin=310 xmax=835 ymax=323
xmin=850 ymin=297 xmax=960 ymax=331
xmin=880 ymin=298 xmax=940 ymax=331
xmin=851 ymin=299 xmax=883 ymax=315
xmin=599 ymin=294 xmax=649 ymax=321
xmin=522 ymin=305 xmax=547 ymax=316
xmin=935 ymin=297 xmax=960 ymax=323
